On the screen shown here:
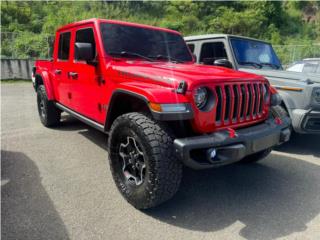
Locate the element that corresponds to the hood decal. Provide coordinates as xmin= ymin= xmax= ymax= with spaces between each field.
xmin=117 ymin=70 xmax=176 ymax=85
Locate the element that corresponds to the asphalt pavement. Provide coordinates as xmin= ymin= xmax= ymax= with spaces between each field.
xmin=1 ymin=82 xmax=320 ymax=240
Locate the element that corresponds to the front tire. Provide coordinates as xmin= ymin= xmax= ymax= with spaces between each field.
xmin=37 ymin=85 xmax=61 ymax=127
xmin=107 ymin=112 xmax=182 ymax=209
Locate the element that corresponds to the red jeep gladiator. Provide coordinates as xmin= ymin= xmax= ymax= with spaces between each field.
xmin=33 ymin=19 xmax=291 ymax=209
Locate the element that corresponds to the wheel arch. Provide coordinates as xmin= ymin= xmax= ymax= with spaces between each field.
xmin=104 ymin=90 xmax=152 ymax=131
xmin=35 ymin=71 xmax=55 ymax=100
xmin=277 ymin=90 xmax=295 ymax=118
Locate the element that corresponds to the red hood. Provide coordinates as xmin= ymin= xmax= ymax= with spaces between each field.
xmin=109 ymin=60 xmax=266 ymax=89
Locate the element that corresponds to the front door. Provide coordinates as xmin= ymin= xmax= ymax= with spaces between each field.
xmin=198 ymin=40 xmax=232 ymax=66
xmin=69 ymin=26 xmax=105 ymax=123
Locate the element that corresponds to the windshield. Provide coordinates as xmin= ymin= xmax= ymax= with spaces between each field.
xmin=100 ymin=23 xmax=193 ymax=63
xmin=230 ymin=38 xmax=282 ymax=69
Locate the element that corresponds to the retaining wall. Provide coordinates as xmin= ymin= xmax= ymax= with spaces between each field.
xmin=1 ymin=59 xmax=35 ymax=80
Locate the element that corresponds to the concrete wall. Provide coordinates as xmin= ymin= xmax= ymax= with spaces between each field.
xmin=1 ymin=59 xmax=35 ymax=80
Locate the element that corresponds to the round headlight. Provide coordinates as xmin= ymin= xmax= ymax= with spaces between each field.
xmin=194 ymin=87 xmax=208 ymax=109
xmin=313 ymin=88 xmax=320 ymax=104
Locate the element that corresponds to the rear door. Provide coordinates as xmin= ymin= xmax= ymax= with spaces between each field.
xmin=69 ymin=26 xmax=104 ymax=123
xmin=52 ymin=31 xmax=72 ymax=108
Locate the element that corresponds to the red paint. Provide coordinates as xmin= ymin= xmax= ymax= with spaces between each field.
xmin=275 ymin=117 xmax=283 ymax=125
xmin=227 ymin=128 xmax=237 ymax=138
xmin=35 ymin=18 xmax=272 ymax=133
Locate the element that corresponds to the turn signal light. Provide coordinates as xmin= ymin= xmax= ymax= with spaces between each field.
xmin=149 ymin=102 xmax=162 ymax=112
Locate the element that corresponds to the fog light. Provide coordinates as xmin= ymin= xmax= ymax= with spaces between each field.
xmin=207 ymin=148 xmax=217 ymax=161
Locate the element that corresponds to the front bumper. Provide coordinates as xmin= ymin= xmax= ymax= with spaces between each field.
xmin=174 ymin=116 xmax=291 ymax=169
xmin=291 ymin=109 xmax=320 ymax=133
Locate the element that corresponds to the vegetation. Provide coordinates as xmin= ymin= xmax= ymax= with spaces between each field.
xmin=1 ymin=1 xmax=319 ymax=64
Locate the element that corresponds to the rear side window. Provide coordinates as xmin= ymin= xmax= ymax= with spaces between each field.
xmin=200 ymin=42 xmax=228 ymax=65
xmin=75 ymin=28 xmax=96 ymax=60
xmin=187 ymin=44 xmax=195 ymax=53
xmin=58 ymin=32 xmax=71 ymax=60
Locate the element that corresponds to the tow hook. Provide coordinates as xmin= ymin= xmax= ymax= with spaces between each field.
xmin=227 ymin=128 xmax=237 ymax=138
xmin=274 ymin=117 xmax=283 ymax=125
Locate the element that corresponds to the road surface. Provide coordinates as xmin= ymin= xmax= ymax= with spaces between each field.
xmin=2 ymin=83 xmax=320 ymax=240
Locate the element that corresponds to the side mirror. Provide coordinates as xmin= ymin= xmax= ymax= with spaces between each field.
xmin=214 ymin=59 xmax=233 ymax=69
xmin=75 ymin=42 xmax=96 ymax=65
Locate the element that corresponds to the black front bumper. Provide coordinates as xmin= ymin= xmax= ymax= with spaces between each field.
xmin=174 ymin=117 xmax=291 ymax=169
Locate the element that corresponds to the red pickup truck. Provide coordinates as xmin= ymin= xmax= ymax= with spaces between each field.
xmin=33 ymin=18 xmax=291 ymax=209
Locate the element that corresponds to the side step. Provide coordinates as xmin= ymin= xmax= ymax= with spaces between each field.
xmin=55 ymin=103 xmax=107 ymax=133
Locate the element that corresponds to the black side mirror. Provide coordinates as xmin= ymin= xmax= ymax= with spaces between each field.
xmin=75 ymin=42 xmax=96 ymax=65
xmin=214 ymin=59 xmax=233 ymax=69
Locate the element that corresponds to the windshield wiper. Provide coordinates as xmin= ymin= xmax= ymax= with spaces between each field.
xmin=238 ymin=61 xmax=263 ymax=69
xmin=148 ymin=54 xmax=184 ymax=63
xmin=108 ymin=51 xmax=154 ymax=62
xmin=260 ymin=63 xmax=280 ymax=69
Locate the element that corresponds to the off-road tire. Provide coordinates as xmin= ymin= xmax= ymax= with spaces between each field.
xmin=239 ymin=148 xmax=272 ymax=163
xmin=108 ymin=112 xmax=182 ymax=209
xmin=37 ymin=85 xmax=61 ymax=127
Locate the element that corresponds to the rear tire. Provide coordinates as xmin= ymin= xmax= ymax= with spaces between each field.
xmin=108 ymin=112 xmax=182 ymax=209
xmin=239 ymin=148 xmax=272 ymax=163
xmin=37 ymin=85 xmax=61 ymax=127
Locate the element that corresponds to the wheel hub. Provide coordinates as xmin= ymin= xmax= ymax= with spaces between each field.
xmin=119 ymin=136 xmax=146 ymax=186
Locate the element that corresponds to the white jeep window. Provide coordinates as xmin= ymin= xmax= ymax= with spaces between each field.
xmin=199 ymin=42 xmax=228 ymax=65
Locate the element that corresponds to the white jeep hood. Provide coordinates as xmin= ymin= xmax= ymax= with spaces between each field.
xmin=239 ymin=68 xmax=320 ymax=83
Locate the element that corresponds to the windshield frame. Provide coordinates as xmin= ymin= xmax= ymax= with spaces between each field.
xmin=99 ymin=22 xmax=194 ymax=63
xmin=229 ymin=37 xmax=283 ymax=70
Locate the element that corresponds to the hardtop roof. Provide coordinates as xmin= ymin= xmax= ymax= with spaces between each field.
xmin=184 ymin=34 xmax=269 ymax=44
xmin=56 ymin=18 xmax=180 ymax=35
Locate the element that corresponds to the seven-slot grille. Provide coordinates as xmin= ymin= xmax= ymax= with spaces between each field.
xmin=214 ymin=82 xmax=269 ymax=126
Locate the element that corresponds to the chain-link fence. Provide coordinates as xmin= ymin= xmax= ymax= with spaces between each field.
xmin=273 ymin=44 xmax=320 ymax=66
xmin=1 ymin=31 xmax=320 ymax=65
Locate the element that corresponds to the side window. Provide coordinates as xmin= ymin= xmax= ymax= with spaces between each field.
xmin=302 ymin=63 xmax=318 ymax=73
xmin=58 ymin=32 xmax=71 ymax=60
xmin=200 ymin=42 xmax=228 ymax=65
xmin=75 ymin=28 xmax=96 ymax=61
xmin=187 ymin=44 xmax=195 ymax=53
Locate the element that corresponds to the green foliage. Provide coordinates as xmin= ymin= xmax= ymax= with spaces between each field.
xmin=1 ymin=0 xmax=319 ymax=63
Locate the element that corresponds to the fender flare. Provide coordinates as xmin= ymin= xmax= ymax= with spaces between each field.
xmin=35 ymin=71 xmax=55 ymax=100
xmin=104 ymin=89 xmax=150 ymax=131
xmin=104 ymin=89 xmax=193 ymax=131
xmin=277 ymin=90 xmax=296 ymax=118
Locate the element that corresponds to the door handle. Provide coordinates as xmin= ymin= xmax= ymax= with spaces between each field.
xmin=68 ymin=72 xmax=78 ymax=79
xmin=55 ymin=69 xmax=62 ymax=75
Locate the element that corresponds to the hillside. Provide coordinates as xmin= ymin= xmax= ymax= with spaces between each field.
xmin=1 ymin=1 xmax=319 ymax=63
